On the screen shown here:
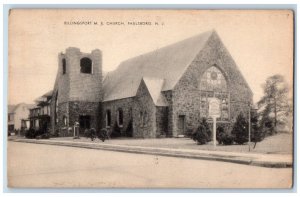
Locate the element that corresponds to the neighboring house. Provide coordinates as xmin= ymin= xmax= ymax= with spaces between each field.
xmin=29 ymin=91 xmax=52 ymax=131
xmin=7 ymin=103 xmax=33 ymax=133
xmin=50 ymin=30 xmax=253 ymax=138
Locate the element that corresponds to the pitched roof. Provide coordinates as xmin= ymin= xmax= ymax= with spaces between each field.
xmin=28 ymin=104 xmax=39 ymax=109
xmin=142 ymin=77 xmax=168 ymax=106
xmin=103 ymin=30 xmax=214 ymax=101
xmin=43 ymin=90 xmax=53 ymax=97
xmin=8 ymin=103 xmax=34 ymax=113
xmin=8 ymin=105 xmax=16 ymax=113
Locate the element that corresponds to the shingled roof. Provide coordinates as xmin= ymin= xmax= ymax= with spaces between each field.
xmin=142 ymin=77 xmax=168 ymax=106
xmin=103 ymin=30 xmax=214 ymax=101
xmin=8 ymin=105 xmax=16 ymax=113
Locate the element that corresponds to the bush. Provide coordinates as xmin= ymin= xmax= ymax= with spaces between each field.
xmin=36 ymin=132 xmax=50 ymax=139
xmin=186 ymin=128 xmax=195 ymax=138
xmin=111 ymin=122 xmax=121 ymax=138
xmin=84 ymin=128 xmax=91 ymax=138
xmin=192 ymin=118 xmax=211 ymax=145
xmin=97 ymin=128 xmax=110 ymax=142
xmin=25 ymin=128 xmax=37 ymax=139
xmin=216 ymin=126 xmax=225 ymax=144
xmin=221 ymin=133 xmax=234 ymax=145
xmin=84 ymin=128 xmax=97 ymax=141
xmin=232 ymin=113 xmax=249 ymax=145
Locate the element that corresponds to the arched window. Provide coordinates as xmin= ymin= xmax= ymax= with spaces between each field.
xmin=80 ymin=57 xmax=92 ymax=74
xmin=199 ymin=65 xmax=229 ymax=121
xmin=62 ymin=58 xmax=66 ymax=74
xmin=143 ymin=111 xmax=148 ymax=127
xmin=117 ymin=108 xmax=123 ymax=127
xmin=199 ymin=66 xmax=227 ymax=92
xmin=139 ymin=110 xmax=148 ymax=127
xmin=63 ymin=115 xmax=67 ymax=126
xmin=139 ymin=111 xmax=144 ymax=127
xmin=106 ymin=110 xmax=111 ymax=127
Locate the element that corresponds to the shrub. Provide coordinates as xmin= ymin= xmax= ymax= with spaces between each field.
xmin=97 ymin=128 xmax=110 ymax=142
xmin=221 ymin=133 xmax=234 ymax=145
xmin=36 ymin=132 xmax=50 ymax=139
xmin=186 ymin=128 xmax=195 ymax=138
xmin=84 ymin=128 xmax=91 ymax=138
xmin=251 ymin=113 xmax=265 ymax=148
xmin=192 ymin=118 xmax=211 ymax=145
xmin=232 ymin=113 xmax=249 ymax=145
xmin=111 ymin=122 xmax=121 ymax=138
xmin=216 ymin=126 xmax=225 ymax=144
xmin=41 ymin=133 xmax=50 ymax=139
xmin=84 ymin=128 xmax=97 ymax=141
xmin=52 ymin=129 xmax=60 ymax=137
xmin=25 ymin=128 xmax=37 ymax=139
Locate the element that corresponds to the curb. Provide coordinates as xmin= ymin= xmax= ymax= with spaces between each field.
xmin=9 ymin=138 xmax=293 ymax=168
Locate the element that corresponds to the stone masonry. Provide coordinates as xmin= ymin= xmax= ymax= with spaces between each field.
xmin=50 ymin=30 xmax=253 ymax=138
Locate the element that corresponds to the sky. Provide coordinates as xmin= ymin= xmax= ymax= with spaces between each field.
xmin=8 ymin=9 xmax=293 ymax=105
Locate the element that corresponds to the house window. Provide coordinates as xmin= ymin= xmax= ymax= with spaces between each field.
xmin=117 ymin=108 xmax=124 ymax=127
xmin=106 ymin=110 xmax=111 ymax=127
xmin=62 ymin=58 xmax=66 ymax=74
xmin=80 ymin=57 xmax=92 ymax=74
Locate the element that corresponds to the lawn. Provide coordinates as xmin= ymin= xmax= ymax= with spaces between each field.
xmin=46 ymin=132 xmax=293 ymax=154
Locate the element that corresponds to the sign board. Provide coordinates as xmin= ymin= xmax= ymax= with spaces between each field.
xmin=209 ymin=98 xmax=221 ymax=118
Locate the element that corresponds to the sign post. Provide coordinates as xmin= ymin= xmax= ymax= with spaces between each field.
xmin=209 ymin=98 xmax=221 ymax=148
xmin=73 ymin=122 xmax=80 ymax=139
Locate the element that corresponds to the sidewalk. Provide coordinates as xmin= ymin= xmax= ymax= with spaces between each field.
xmin=9 ymin=137 xmax=293 ymax=168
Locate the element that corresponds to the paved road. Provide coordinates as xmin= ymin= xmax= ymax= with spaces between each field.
xmin=7 ymin=142 xmax=292 ymax=188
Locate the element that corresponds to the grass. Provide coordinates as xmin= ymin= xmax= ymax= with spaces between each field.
xmin=43 ymin=132 xmax=293 ymax=154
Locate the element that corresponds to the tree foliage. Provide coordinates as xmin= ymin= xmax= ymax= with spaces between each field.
xmin=192 ymin=118 xmax=211 ymax=145
xmin=232 ymin=113 xmax=249 ymax=144
xmin=250 ymin=110 xmax=264 ymax=148
xmin=257 ymin=75 xmax=291 ymax=134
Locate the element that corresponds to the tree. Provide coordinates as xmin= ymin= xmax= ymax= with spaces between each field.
xmin=250 ymin=110 xmax=264 ymax=148
xmin=192 ymin=118 xmax=211 ymax=145
xmin=257 ymin=75 xmax=291 ymax=134
xmin=232 ymin=113 xmax=248 ymax=144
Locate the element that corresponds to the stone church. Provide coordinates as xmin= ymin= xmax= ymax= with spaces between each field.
xmin=50 ymin=30 xmax=253 ymax=138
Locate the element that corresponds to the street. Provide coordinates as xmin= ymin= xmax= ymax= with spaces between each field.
xmin=7 ymin=141 xmax=292 ymax=188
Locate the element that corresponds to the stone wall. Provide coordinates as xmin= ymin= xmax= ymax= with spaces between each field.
xmin=68 ymin=48 xmax=103 ymax=102
xmin=156 ymin=106 xmax=168 ymax=137
xmin=161 ymin=90 xmax=173 ymax=136
xmin=171 ymin=31 xmax=253 ymax=136
xmin=50 ymin=47 xmax=103 ymax=134
xmin=57 ymin=102 xmax=69 ymax=136
xmin=69 ymin=101 xmax=100 ymax=132
xmin=133 ymin=80 xmax=156 ymax=138
xmin=52 ymin=101 xmax=100 ymax=136
xmin=102 ymin=97 xmax=134 ymax=136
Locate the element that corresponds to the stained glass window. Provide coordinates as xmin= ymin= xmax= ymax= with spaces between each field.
xmin=199 ymin=66 xmax=229 ymax=121
xmin=199 ymin=66 xmax=227 ymax=92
